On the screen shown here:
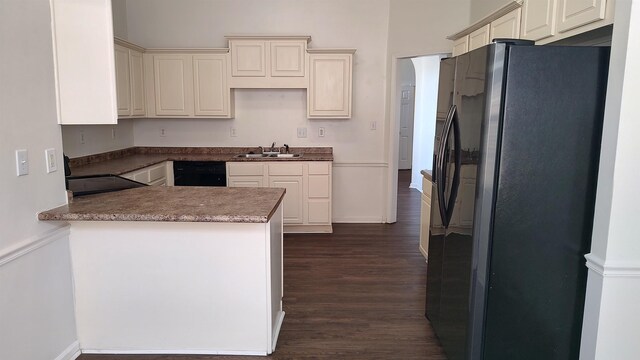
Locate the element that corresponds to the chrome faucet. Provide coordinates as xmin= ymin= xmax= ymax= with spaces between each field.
xmin=284 ymin=144 xmax=290 ymax=154
xmin=271 ymin=142 xmax=276 ymax=152
xmin=257 ymin=146 xmax=263 ymax=154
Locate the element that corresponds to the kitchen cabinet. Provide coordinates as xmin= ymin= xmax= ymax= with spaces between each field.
xmin=114 ymin=39 xmax=146 ymax=118
xmin=226 ymin=161 xmax=333 ymax=232
xmin=468 ymin=24 xmax=491 ymax=52
xmin=307 ymin=49 xmax=355 ymax=119
xmin=490 ymin=8 xmax=522 ymax=41
xmin=227 ymin=36 xmax=310 ymax=88
xmin=419 ymin=174 xmax=432 ymax=260
xmin=121 ymin=162 xmax=169 ymax=186
xmin=452 ymin=36 xmax=469 ymax=57
xmin=557 ymin=0 xmax=607 ymax=32
xmin=521 ymin=0 xmax=558 ymax=41
xmin=144 ymin=50 xmax=233 ymax=118
xmin=307 ymin=162 xmax=332 ymax=225
xmin=50 ymin=0 xmax=118 ymax=124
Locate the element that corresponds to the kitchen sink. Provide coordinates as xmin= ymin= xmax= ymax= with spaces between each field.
xmin=234 ymin=153 xmax=302 ymax=158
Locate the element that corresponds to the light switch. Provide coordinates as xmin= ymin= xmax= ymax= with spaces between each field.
xmin=45 ymin=148 xmax=57 ymax=173
xmin=16 ymin=149 xmax=28 ymax=176
xmin=297 ymin=127 xmax=307 ymax=138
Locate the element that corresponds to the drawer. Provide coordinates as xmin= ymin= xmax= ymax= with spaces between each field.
xmin=228 ymin=163 xmax=265 ymax=176
xmin=308 ymin=162 xmax=330 ymax=175
xmin=269 ymin=163 xmax=303 ymax=176
xmin=148 ymin=163 xmax=166 ymax=182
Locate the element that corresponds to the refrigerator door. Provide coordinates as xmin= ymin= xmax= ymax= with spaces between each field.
xmin=426 ymin=56 xmax=456 ymax=331
xmin=482 ymin=46 xmax=609 ymax=360
xmin=437 ymin=47 xmax=489 ymax=360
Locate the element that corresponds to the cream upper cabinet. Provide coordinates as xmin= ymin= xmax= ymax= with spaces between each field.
xmin=114 ymin=44 xmax=132 ymax=117
xmin=469 ymin=24 xmax=491 ymax=52
xmin=452 ymin=36 xmax=469 ymax=57
xmin=114 ymin=39 xmax=146 ymax=118
xmin=145 ymin=50 xmax=232 ymax=118
xmin=521 ymin=0 xmax=558 ymax=41
xmin=557 ymin=0 xmax=607 ymax=33
xmin=153 ymin=54 xmax=194 ymax=117
xmin=307 ymin=49 xmax=355 ymax=119
xmin=490 ymin=8 xmax=522 ymax=41
xmin=227 ymin=36 xmax=310 ymax=88
xmin=50 ymin=0 xmax=117 ymax=124
xmin=193 ymin=55 xmax=232 ymax=117
xmin=129 ymin=50 xmax=146 ymax=116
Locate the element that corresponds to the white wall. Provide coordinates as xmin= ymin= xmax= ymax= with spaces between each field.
xmin=410 ymin=55 xmax=442 ymax=191
xmin=61 ymin=120 xmax=135 ymax=158
xmin=0 ymin=0 xmax=78 ymax=359
xmin=470 ymin=0 xmax=506 ymax=22
xmin=580 ymin=0 xmax=640 ymax=358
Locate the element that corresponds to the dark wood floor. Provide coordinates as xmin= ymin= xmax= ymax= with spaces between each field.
xmin=79 ymin=170 xmax=446 ymax=360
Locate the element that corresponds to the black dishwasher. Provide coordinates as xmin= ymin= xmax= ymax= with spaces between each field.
xmin=173 ymin=161 xmax=226 ymax=186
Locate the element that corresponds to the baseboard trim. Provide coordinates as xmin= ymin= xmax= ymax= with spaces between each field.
xmin=333 ymin=217 xmax=384 ymax=223
xmin=585 ymin=253 xmax=640 ymax=277
xmin=54 ymin=341 xmax=81 ymax=360
xmin=80 ymin=349 xmax=267 ymax=356
xmin=332 ymin=162 xmax=388 ymax=168
xmin=271 ymin=311 xmax=285 ymax=353
xmin=0 ymin=225 xmax=70 ymax=267
xmin=284 ymin=224 xmax=332 ymax=233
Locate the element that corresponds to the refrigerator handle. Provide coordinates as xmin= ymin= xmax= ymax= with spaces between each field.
xmin=437 ymin=105 xmax=456 ymax=227
xmin=445 ymin=107 xmax=462 ymax=225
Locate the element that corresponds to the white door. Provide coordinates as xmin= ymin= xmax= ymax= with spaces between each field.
xmin=398 ymin=85 xmax=415 ymax=170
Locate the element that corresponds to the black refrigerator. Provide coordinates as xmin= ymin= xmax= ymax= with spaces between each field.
xmin=426 ymin=40 xmax=610 ymax=360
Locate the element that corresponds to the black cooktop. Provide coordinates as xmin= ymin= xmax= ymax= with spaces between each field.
xmin=67 ymin=174 xmax=147 ymax=197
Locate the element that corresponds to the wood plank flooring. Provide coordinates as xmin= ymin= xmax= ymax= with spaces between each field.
xmin=78 ymin=170 xmax=446 ymax=360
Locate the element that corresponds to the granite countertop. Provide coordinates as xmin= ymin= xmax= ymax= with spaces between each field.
xmin=39 ymin=186 xmax=286 ymax=223
xmin=420 ymin=169 xmax=432 ymax=182
xmin=69 ymin=147 xmax=334 ymax=177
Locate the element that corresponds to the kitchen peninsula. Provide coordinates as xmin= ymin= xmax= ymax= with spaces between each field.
xmin=39 ymin=186 xmax=285 ymax=356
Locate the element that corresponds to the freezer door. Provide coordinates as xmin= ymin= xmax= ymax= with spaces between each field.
xmin=430 ymin=46 xmax=489 ymax=360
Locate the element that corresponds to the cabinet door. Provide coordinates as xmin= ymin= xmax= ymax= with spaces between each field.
xmin=521 ymin=0 xmax=557 ymax=41
xmin=270 ymin=41 xmax=306 ymax=77
xmin=452 ymin=36 xmax=469 ymax=57
xmin=193 ymin=54 xmax=230 ymax=117
xmin=114 ymin=44 xmax=131 ymax=117
xmin=153 ymin=55 xmax=193 ymax=116
xmin=308 ymin=53 xmax=353 ymax=118
xmin=228 ymin=177 xmax=265 ymax=188
xmin=419 ymin=193 xmax=431 ymax=259
xmin=468 ymin=24 xmax=491 ymax=52
xmin=129 ymin=49 xmax=146 ymax=116
xmin=557 ymin=0 xmax=607 ymax=33
xmin=490 ymin=8 xmax=522 ymax=41
xmin=230 ymin=40 xmax=266 ymax=77
xmin=270 ymin=176 xmax=304 ymax=224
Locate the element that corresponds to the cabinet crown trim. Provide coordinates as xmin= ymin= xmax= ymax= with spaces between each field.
xmin=447 ymin=0 xmax=523 ymax=40
xmin=307 ymin=48 xmax=357 ymax=54
xmin=145 ymin=48 xmax=230 ymax=54
xmin=115 ymin=37 xmax=146 ymax=52
xmin=225 ymin=35 xmax=311 ymax=43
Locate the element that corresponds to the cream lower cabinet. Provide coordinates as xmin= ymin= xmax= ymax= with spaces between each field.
xmin=121 ymin=162 xmax=170 ymax=186
xmin=307 ymin=49 xmax=355 ymax=119
xmin=144 ymin=51 xmax=233 ymax=118
xmin=227 ymin=161 xmax=332 ymax=233
xmin=419 ymin=175 xmax=432 ymax=260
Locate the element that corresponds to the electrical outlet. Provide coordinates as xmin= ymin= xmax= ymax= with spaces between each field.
xmin=160 ymin=128 xmax=167 ymax=137
xmin=297 ymin=127 xmax=307 ymax=138
xmin=15 ymin=149 xmax=28 ymax=176
xmin=370 ymin=121 xmax=377 ymax=130
xmin=230 ymin=127 xmax=238 ymax=137
xmin=45 ymin=148 xmax=57 ymax=173
xmin=318 ymin=127 xmax=325 ymax=137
